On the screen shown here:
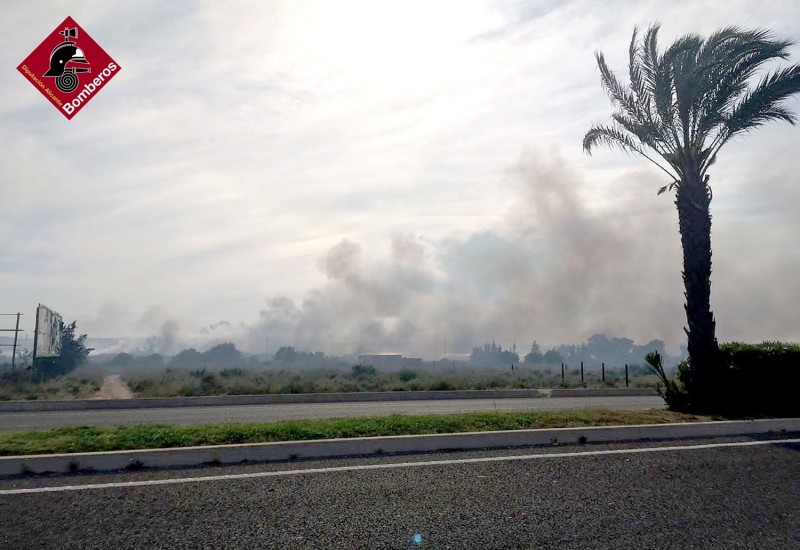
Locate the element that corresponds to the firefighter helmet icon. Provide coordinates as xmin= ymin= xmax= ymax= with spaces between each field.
xmin=43 ymin=27 xmax=90 ymax=93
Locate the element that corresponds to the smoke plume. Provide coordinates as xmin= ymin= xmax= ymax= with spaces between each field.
xmin=245 ymin=150 xmax=685 ymax=357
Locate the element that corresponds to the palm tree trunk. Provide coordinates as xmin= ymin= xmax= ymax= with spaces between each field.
xmin=675 ymin=175 xmax=720 ymax=407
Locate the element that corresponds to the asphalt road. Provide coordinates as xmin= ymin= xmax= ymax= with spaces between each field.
xmin=0 ymin=434 xmax=797 ymax=549
xmin=0 ymin=396 xmax=665 ymax=431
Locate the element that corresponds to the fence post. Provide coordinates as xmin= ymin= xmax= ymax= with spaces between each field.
xmin=580 ymin=361 xmax=584 ymax=384
xmin=625 ymin=364 xmax=629 ymax=387
xmin=601 ymin=362 xmax=605 ymax=382
xmin=561 ymin=363 xmax=565 ymax=385
xmin=12 ymin=313 xmax=20 ymax=369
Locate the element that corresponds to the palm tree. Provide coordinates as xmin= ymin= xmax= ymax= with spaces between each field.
xmin=583 ymin=24 xmax=800 ymax=406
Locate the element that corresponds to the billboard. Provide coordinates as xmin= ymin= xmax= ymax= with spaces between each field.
xmin=34 ymin=304 xmax=62 ymax=358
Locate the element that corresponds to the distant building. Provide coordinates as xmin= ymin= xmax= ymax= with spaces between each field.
xmin=358 ymin=354 xmax=422 ymax=370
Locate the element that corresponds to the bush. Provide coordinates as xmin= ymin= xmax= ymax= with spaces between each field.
xmin=220 ymin=368 xmax=247 ymax=379
xmin=129 ymin=379 xmax=154 ymax=392
xmin=280 ymin=376 xmax=304 ymax=394
xmin=656 ymin=342 xmax=799 ymax=416
xmin=715 ymin=342 xmax=800 ymax=416
xmin=350 ymin=365 xmax=377 ymax=380
xmin=398 ymin=369 xmax=418 ymax=382
xmin=200 ymin=373 xmax=220 ymax=394
xmin=428 ymin=379 xmax=455 ymax=391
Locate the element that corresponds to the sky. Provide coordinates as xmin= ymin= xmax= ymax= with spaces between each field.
xmin=1 ymin=0 xmax=799 ymax=359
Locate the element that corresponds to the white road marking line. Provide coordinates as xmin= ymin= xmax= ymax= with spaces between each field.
xmin=1 ymin=438 xmax=797 ymax=495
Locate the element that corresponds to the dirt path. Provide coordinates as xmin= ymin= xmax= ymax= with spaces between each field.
xmin=91 ymin=374 xmax=135 ymax=400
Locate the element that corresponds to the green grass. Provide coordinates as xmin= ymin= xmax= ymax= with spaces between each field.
xmin=0 ymin=408 xmax=712 ymax=456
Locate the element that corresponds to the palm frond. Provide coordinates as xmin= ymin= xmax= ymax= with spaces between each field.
xmin=596 ymin=51 xmax=642 ymax=121
xmin=611 ymin=112 xmax=669 ymax=156
xmin=641 ymin=24 xmax=682 ymax=148
xmin=584 ymin=124 xmax=680 ymax=182
xmin=722 ymin=64 xmax=800 ymax=140
xmin=694 ymin=31 xmax=794 ymax=145
xmin=641 ymin=23 xmax=662 ymax=89
xmin=629 ymin=26 xmax=680 ymax=149
xmin=629 ymin=27 xmax=654 ymax=117
xmin=665 ymin=35 xmax=703 ymax=146
xmin=583 ymin=124 xmax=643 ymax=155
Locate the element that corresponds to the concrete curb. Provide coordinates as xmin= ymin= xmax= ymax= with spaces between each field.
xmin=550 ymin=388 xmax=657 ymax=397
xmin=1 ymin=418 xmax=796 ymax=476
xmin=0 ymin=388 xmax=662 ymax=412
xmin=0 ymin=390 xmax=543 ymax=412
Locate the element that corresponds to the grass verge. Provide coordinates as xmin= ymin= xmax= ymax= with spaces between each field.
xmin=0 ymin=409 xmax=715 ymax=457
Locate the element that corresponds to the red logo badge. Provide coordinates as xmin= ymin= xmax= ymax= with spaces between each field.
xmin=17 ymin=17 xmax=120 ymax=120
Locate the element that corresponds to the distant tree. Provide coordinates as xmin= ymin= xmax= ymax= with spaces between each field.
xmin=554 ymin=344 xmax=588 ymax=364
xmin=633 ymin=339 xmax=669 ymax=364
xmin=524 ymin=341 xmax=544 ymax=364
xmin=274 ymin=346 xmax=298 ymax=363
xmin=169 ymin=348 xmax=203 ymax=367
xmin=543 ymin=349 xmax=564 ymax=365
xmin=585 ymin=334 xmax=635 ymax=365
xmin=202 ymin=343 xmax=243 ymax=365
xmin=470 ymin=341 xmax=519 ymax=365
xmin=500 ymin=349 xmax=519 ymax=364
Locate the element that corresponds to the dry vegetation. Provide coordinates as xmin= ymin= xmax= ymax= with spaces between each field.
xmin=0 ymin=364 xmax=105 ymax=401
xmin=1 ymin=358 xmax=662 ymax=401
xmin=122 ymin=363 xmax=660 ymax=398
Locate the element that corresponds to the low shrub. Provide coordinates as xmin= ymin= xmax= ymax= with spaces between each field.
xmin=189 ymin=368 xmax=208 ymax=379
xmin=716 ymin=341 xmax=799 ymax=416
xmin=653 ymin=342 xmax=799 ymax=416
xmin=398 ymin=369 xmax=418 ymax=382
xmin=199 ymin=373 xmax=221 ymax=394
xmin=428 ymin=379 xmax=456 ymax=391
xmin=220 ymin=368 xmax=247 ymax=379
xmin=350 ymin=365 xmax=377 ymax=380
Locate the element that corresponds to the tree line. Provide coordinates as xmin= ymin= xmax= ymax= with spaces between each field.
xmin=469 ymin=333 xmax=678 ymax=367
